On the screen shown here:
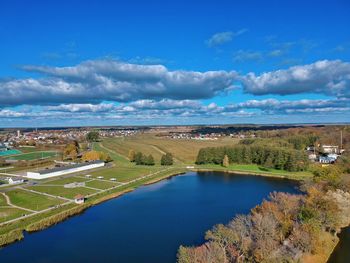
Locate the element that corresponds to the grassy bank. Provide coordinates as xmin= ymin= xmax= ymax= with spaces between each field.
xmin=194 ymin=163 xmax=313 ymax=180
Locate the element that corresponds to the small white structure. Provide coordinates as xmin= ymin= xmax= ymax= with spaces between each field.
xmin=26 ymin=160 xmax=105 ymax=179
xmin=322 ymin=145 xmax=339 ymax=154
xmin=110 ymin=178 xmax=116 ymax=181
xmin=74 ymin=194 xmax=85 ymax=204
xmin=8 ymin=177 xmax=24 ymax=184
xmin=97 ymin=176 xmax=104 ymax=179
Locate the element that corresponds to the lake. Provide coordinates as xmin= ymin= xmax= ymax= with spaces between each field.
xmin=0 ymin=171 xmax=300 ymax=263
xmin=328 ymin=226 xmax=350 ymax=263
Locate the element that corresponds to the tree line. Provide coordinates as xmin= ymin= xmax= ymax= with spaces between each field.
xmin=128 ymin=150 xmax=174 ymax=166
xmin=196 ymin=144 xmax=309 ymax=172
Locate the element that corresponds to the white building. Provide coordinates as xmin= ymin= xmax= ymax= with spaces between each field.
xmin=322 ymin=145 xmax=339 ymax=154
xmin=74 ymin=194 xmax=85 ymax=204
xmin=8 ymin=177 xmax=25 ymax=184
xmin=26 ymin=160 xmax=105 ymax=179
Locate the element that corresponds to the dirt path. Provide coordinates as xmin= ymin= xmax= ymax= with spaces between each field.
xmin=0 ymin=192 xmax=36 ymax=213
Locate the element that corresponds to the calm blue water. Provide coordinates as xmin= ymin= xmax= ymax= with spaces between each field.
xmin=0 ymin=172 xmax=300 ymax=263
xmin=328 ymin=227 xmax=350 ymax=263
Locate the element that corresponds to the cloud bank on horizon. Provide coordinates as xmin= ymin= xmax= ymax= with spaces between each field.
xmin=0 ymin=0 xmax=349 ymax=126
xmin=0 ymin=59 xmax=349 ymax=126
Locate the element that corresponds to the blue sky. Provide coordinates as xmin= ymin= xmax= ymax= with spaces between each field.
xmin=0 ymin=0 xmax=349 ymax=127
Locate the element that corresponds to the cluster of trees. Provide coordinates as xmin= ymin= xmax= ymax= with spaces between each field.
xmin=82 ymin=150 xmax=112 ymax=162
xmin=161 ymin=153 xmax=174 ymax=165
xmin=128 ymin=150 xmax=174 ymax=166
xmin=86 ymin=131 xmax=100 ymax=142
xmin=196 ymin=144 xmax=309 ymax=172
xmin=63 ymin=141 xmax=79 ymax=160
xmin=129 ymin=151 xmax=155 ymax=165
xmin=178 ymin=175 xmax=350 ymax=263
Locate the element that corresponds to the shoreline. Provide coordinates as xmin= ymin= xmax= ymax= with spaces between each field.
xmin=0 ymin=168 xmax=186 ymax=247
xmin=192 ymin=167 xmax=305 ymax=181
xmin=0 ymin=167 xmax=307 ymax=248
xmin=0 ymin=166 xmax=345 ymax=262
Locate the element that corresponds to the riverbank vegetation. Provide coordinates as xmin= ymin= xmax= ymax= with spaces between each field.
xmin=177 ymin=155 xmax=350 ymax=263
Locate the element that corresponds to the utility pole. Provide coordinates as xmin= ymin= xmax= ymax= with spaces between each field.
xmin=340 ymin=130 xmax=343 ymax=152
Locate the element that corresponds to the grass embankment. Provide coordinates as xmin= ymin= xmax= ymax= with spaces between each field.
xmin=194 ymin=163 xmax=313 ymax=180
xmin=0 ymin=229 xmax=24 ymax=247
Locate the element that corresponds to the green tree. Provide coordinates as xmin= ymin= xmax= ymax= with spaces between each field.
xmin=161 ymin=153 xmax=174 ymax=165
xmin=63 ymin=143 xmax=79 ymax=160
xmin=128 ymin=149 xmax=136 ymax=162
xmin=134 ymin=152 xmax=144 ymax=165
xmin=145 ymin=154 xmax=155 ymax=166
xmin=86 ymin=131 xmax=100 ymax=142
xmin=222 ymin=154 xmax=229 ymax=167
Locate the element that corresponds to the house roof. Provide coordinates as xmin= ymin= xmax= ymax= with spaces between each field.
xmin=74 ymin=194 xmax=85 ymax=199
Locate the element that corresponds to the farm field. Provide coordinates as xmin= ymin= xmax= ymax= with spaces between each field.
xmin=28 ymin=185 xmax=98 ymax=200
xmin=0 ymin=207 xmax=28 ymax=223
xmin=101 ymin=135 xmax=239 ymax=164
xmin=6 ymin=189 xmax=64 ymax=211
xmin=8 ymin=151 xmax=59 ymax=161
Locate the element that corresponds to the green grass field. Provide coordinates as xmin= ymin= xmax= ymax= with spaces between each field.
xmin=85 ymin=179 xmax=119 ymax=189
xmin=6 ymin=189 xmax=64 ymax=211
xmin=90 ymin=165 xmax=161 ymax=182
xmin=8 ymin=151 xmax=59 ymax=161
xmin=0 ymin=194 xmax=7 ymax=206
xmin=0 ymin=149 xmax=22 ymax=156
xmin=0 ymin=207 xmax=28 ymax=223
xmin=28 ymin=185 xmax=98 ymax=199
xmin=42 ymin=176 xmax=89 ymax=186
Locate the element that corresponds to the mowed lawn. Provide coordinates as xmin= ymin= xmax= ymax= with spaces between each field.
xmin=28 ymin=185 xmax=98 ymax=199
xmin=0 ymin=207 xmax=28 ymax=223
xmin=90 ymin=166 xmax=161 ymax=182
xmin=6 ymin=189 xmax=64 ymax=211
xmin=85 ymin=180 xmax=119 ymax=190
xmin=8 ymin=151 xmax=59 ymax=161
xmin=42 ymin=176 xmax=89 ymax=186
xmin=102 ymin=135 xmax=239 ymax=164
xmin=0 ymin=194 xmax=7 ymax=206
